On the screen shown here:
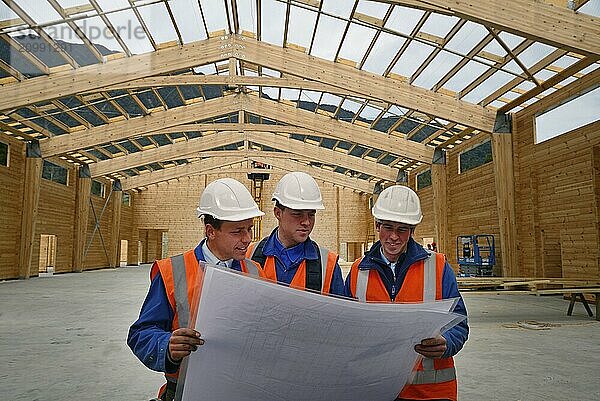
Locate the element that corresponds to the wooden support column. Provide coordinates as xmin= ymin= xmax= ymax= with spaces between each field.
xmin=336 ymin=186 xmax=340 ymax=254
xmin=431 ymin=148 xmax=449 ymax=255
xmin=491 ymin=113 xmax=518 ymax=277
xmin=18 ymin=141 xmax=42 ymax=279
xmin=109 ymin=180 xmax=122 ymax=268
xmin=592 ymin=146 xmax=600 ymax=279
xmin=72 ymin=165 xmax=91 ymax=272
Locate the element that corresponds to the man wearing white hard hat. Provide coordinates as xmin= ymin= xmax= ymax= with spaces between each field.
xmin=345 ymin=185 xmax=468 ymax=401
xmin=128 ymin=178 xmax=264 ymax=401
xmin=247 ymin=171 xmax=345 ymax=296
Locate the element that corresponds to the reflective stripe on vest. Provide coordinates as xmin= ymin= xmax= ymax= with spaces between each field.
xmin=411 ymin=357 xmax=456 ymax=385
xmin=243 ymin=258 xmax=260 ymax=277
xmin=171 ymin=254 xmax=190 ymax=328
xmin=317 ymin=245 xmax=329 ymax=291
xmin=355 ymin=251 xmax=436 ymax=303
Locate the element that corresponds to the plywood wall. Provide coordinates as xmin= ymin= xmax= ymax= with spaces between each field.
xmin=0 ymin=134 xmax=25 ymax=278
xmin=513 ymin=112 xmax=600 ymax=279
xmin=132 ymin=169 xmax=371 ymax=262
xmin=0 ymin=139 xmax=136 ymax=280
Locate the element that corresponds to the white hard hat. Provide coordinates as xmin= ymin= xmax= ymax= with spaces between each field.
xmin=372 ymin=185 xmax=422 ymax=225
xmin=196 ymin=178 xmax=264 ymax=221
xmin=272 ymin=171 xmax=325 ymax=210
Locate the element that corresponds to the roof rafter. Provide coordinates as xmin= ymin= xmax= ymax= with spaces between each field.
xmin=235 ymin=36 xmax=497 ymax=132
xmin=0 ymin=36 xmax=230 ymax=112
xmin=240 ymin=94 xmax=434 ymax=163
xmin=379 ymin=0 xmax=600 ymax=56
xmin=247 ymin=131 xmax=399 ymax=181
xmin=121 ymin=157 xmax=246 ymax=191
xmin=40 ymin=96 xmax=240 ymax=157
xmin=89 ymin=132 xmax=245 ymax=177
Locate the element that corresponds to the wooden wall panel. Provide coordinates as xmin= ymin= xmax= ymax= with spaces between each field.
xmin=132 ymin=169 xmax=369 ymax=260
xmin=513 ymin=106 xmax=600 ymax=278
xmin=83 ymin=180 xmax=114 ymax=270
xmin=34 ymin=159 xmax=77 ymax=275
xmin=0 ymin=134 xmax=25 ymax=279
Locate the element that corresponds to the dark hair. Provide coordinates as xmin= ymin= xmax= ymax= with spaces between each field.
xmin=202 ymin=214 xmax=223 ymax=230
xmin=274 ymin=201 xmax=287 ymax=211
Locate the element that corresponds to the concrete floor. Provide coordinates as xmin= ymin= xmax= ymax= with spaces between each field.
xmin=1 ymin=265 xmax=598 ymax=401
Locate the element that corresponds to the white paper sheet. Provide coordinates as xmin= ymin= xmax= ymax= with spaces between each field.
xmin=179 ymin=263 xmax=464 ymax=401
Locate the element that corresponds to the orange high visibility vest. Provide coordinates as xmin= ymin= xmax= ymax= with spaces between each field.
xmin=246 ymin=242 xmax=338 ymax=294
xmin=348 ymin=251 xmax=457 ymax=401
xmin=150 ymin=249 xmax=262 ymax=396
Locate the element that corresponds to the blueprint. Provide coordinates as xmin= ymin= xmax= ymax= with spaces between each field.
xmin=178 ymin=262 xmax=464 ymax=401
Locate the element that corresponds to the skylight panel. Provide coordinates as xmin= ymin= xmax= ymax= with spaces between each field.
xmin=261 ymin=0 xmax=285 ymax=46
xmin=358 ymin=104 xmax=382 ymax=121
xmin=419 ymin=13 xmax=459 ymax=37
xmin=461 ymin=70 xmax=514 ymax=104
xmin=385 ymin=6 xmax=424 ymax=35
xmin=11 ymin=0 xmax=62 ymax=24
xmin=579 ymin=63 xmax=600 ymax=75
xmin=105 ymin=9 xmax=153 ymax=54
xmin=299 ymin=90 xmax=321 ymax=104
xmin=551 ymin=55 xmax=579 ymax=69
xmin=138 ymin=3 xmax=178 ymax=45
xmin=287 ymin=5 xmax=318 ymax=48
xmin=362 ymin=32 xmax=405 ymax=74
xmin=339 ymin=98 xmax=363 ymax=114
xmin=578 ymin=0 xmax=600 ymax=17
xmin=517 ymin=42 xmax=557 ymax=69
xmin=503 ymin=59 xmax=526 ymax=75
xmin=355 ymin=0 xmax=389 ymax=19
xmin=310 ymin=14 xmax=345 ymax=60
xmin=445 ymin=21 xmax=487 ymax=54
xmin=169 ymin=0 xmax=207 ymax=43
xmin=442 ymin=60 xmax=489 ymax=93
xmin=75 ymin=16 xmax=124 ymax=53
xmin=261 ymin=67 xmax=281 ymax=77
xmin=199 ymin=0 xmax=228 ymax=34
xmin=237 ymin=0 xmax=257 ymax=33
xmin=95 ymin=0 xmax=129 ymax=12
xmin=391 ymin=40 xmax=435 ymax=77
xmin=497 ymin=31 xmax=525 ymax=50
xmin=321 ymin=0 xmax=354 ymax=19
xmin=337 ymin=23 xmax=376 ymax=62
xmin=388 ymin=105 xmax=408 ymax=116
xmin=280 ymin=88 xmax=300 ymax=100
xmin=533 ymin=69 xmax=555 ymax=82
xmin=193 ymin=64 xmax=217 ymax=75
xmin=320 ymin=93 xmax=342 ymax=108
xmin=412 ymin=51 xmax=462 ymax=89
xmin=261 ymin=87 xmax=279 ymax=100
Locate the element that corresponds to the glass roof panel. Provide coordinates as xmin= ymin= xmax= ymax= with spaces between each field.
xmin=311 ymin=14 xmax=345 ymax=60
xmin=105 ymin=9 xmax=153 ymax=54
xmin=533 ymin=69 xmax=555 ymax=82
xmin=412 ymin=50 xmax=462 ymax=89
xmin=193 ymin=64 xmax=217 ymax=75
xmin=442 ymin=60 xmax=490 ymax=93
xmin=280 ymin=88 xmax=300 ymax=101
xmin=362 ymin=32 xmax=406 ymax=74
xmin=199 ymin=0 xmax=228 ymax=34
xmin=355 ymin=0 xmax=389 ymax=19
xmin=358 ymin=104 xmax=382 ymax=121
xmin=237 ymin=0 xmax=257 ymax=33
xmin=498 ymin=31 xmax=526 ymax=50
xmin=0 ymin=2 xmax=19 ymax=21
xmin=138 ymin=3 xmax=179 ymax=45
xmin=321 ymin=0 xmax=354 ymax=19
xmin=517 ymin=42 xmax=557 ymax=69
xmin=481 ymin=38 xmax=508 ymax=57
xmin=95 ymin=0 xmax=129 ymax=13
xmin=391 ymin=40 xmax=435 ymax=77
xmin=261 ymin=87 xmax=279 ymax=99
xmin=320 ymin=93 xmax=342 ymax=107
xmin=75 ymin=16 xmax=124 ymax=53
xmin=169 ymin=0 xmax=208 ymax=43
xmin=420 ymin=13 xmax=460 ymax=37
xmin=299 ymin=90 xmax=321 ymax=104
xmin=11 ymin=0 xmax=62 ymax=24
xmin=445 ymin=21 xmax=488 ymax=54
xmin=385 ymin=6 xmax=425 ymax=35
xmin=261 ymin=0 xmax=285 ymax=46
xmin=337 ymin=23 xmax=377 ymax=63
xmin=461 ymin=70 xmax=514 ymax=104
xmin=578 ymin=0 xmax=600 ymax=17
xmin=286 ymin=5 xmax=318 ymax=49
xmin=551 ymin=55 xmax=579 ymax=69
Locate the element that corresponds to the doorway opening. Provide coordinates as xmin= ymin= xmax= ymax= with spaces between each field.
xmin=39 ymin=234 xmax=57 ymax=275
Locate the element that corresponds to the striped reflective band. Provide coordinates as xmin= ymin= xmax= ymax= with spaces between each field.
xmin=171 ymin=254 xmax=190 ymax=329
xmin=317 ymin=245 xmax=329 ymax=291
xmin=356 ymin=268 xmax=369 ymax=302
xmin=422 ymin=250 xmax=436 ymax=302
xmin=412 ymin=358 xmax=456 ymax=384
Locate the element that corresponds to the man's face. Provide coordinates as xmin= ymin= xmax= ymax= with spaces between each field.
xmin=274 ymin=206 xmax=316 ymax=248
xmin=376 ymin=220 xmax=413 ymax=262
xmin=205 ymin=218 xmax=254 ymax=261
